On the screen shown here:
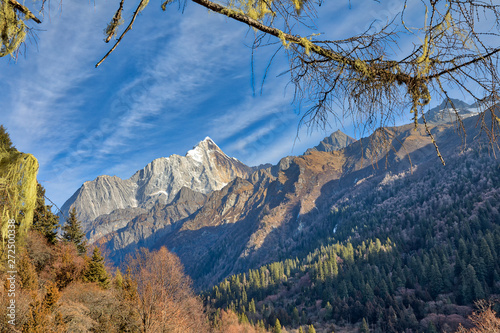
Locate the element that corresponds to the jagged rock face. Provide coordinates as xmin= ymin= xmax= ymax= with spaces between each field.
xmin=305 ymin=130 xmax=356 ymax=154
xmin=60 ymin=176 xmax=138 ymax=231
xmin=87 ymin=206 xmax=148 ymax=245
xmin=60 ymin=137 xmax=252 ymax=231
xmin=101 ymin=187 xmax=208 ymax=262
xmin=129 ymin=138 xmax=251 ymax=208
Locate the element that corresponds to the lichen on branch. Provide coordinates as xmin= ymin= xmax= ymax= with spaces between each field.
xmin=0 ymin=0 xmax=42 ymax=57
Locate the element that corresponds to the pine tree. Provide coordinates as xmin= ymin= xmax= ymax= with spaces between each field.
xmin=240 ymin=313 xmax=249 ymax=324
xmin=32 ymin=183 xmax=59 ymax=244
xmin=273 ymin=318 xmax=282 ymax=333
xmin=460 ymin=264 xmax=485 ymax=304
xmin=360 ymin=318 xmax=370 ymax=333
xmin=62 ymin=207 xmax=87 ymax=255
xmin=292 ymin=307 xmax=300 ymax=324
xmin=428 ymin=263 xmax=443 ymax=298
xmin=83 ymin=247 xmax=110 ymax=288
xmin=114 ymin=268 xmax=123 ymax=289
xmin=307 ymin=324 xmax=316 ymax=333
xmin=249 ymin=298 xmax=256 ymax=313
xmin=325 ymin=302 xmax=333 ymax=320
xmin=0 ymin=125 xmax=15 ymax=151
xmin=479 ymin=237 xmax=495 ymax=284
xmin=331 ymin=255 xmax=339 ymax=277
xmin=298 ymin=327 xmax=304 ymax=333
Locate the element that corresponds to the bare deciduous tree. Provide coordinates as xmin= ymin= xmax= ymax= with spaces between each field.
xmin=455 ymin=300 xmax=500 ymax=333
xmin=125 ymin=246 xmax=208 ymax=333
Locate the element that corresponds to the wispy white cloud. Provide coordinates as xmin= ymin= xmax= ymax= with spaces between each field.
xmin=209 ymin=83 xmax=293 ymax=140
xmin=4 ymin=0 xmax=118 ymax=161
xmin=16 ymin=4 xmax=256 ymax=206
xmin=96 ymin=7 xmax=250 ymax=156
xmin=233 ymin=124 xmax=327 ymax=166
xmin=226 ymin=125 xmax=283 ymax=152
xmin=2 ymin=0 xmax=428 ymax=208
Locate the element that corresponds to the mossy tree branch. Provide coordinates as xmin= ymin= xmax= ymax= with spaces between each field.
xmin=7 ymin=0 xmax=41 ymax=24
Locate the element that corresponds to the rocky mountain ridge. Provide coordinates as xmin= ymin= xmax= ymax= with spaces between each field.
xmin=100 ymin=123 xmax=481 ymax=288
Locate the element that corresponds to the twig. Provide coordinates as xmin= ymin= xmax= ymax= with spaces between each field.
xmin=96 ymin=0 xmax=147 ymax=68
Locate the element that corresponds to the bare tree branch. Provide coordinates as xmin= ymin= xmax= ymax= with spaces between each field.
xmin=96 ymin=0 xmax=148 ymax=68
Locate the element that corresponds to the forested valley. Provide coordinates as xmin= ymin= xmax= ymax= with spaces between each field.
xmin=204 ymin=149 xmax=500 ymax=332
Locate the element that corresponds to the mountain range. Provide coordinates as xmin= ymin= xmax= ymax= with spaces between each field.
xmin=60 ymin=99 xmax=495 ymax=288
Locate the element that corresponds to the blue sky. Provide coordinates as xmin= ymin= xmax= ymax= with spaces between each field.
xmin=0 ymin=0 xmax=490 ymax=207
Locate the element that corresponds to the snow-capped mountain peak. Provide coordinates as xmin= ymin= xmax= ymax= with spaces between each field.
xmin=60 ymin=137 xmax=252 ymax=229
xmin=419 ymin=98 xmax=482 ymax=125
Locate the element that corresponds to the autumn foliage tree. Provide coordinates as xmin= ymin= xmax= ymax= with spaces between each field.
xmin=455 ymin=300 xmax=500 ymax=333
xmin=52 ymin=242 xmax=87 ymax=289
xmin=125 ymin=246 xmax=208 ymax=333
xmin=214 ymin=309 xmax=270 ymax=333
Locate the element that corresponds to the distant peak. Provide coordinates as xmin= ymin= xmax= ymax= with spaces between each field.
xmin=437 ymin=98 xmax=470 ymax=109
xmin=305 ymin=130 xmax=356 ymax=154
xmin=194 ymin=136 xmax=221 ymax=150
xmin=331 ymin=129 xmax=347 ymax=136
xmin=187 ymin=137 xmax=224 ymax=162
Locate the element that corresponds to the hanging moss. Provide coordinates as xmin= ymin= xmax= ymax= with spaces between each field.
xmin=220 ymin=0 xmax=275 ymax=22
xmin=290 ymin=0 xmax=304 ymax=14
xmin=0 ymin=147 xmax=38 ymax=248
xmin=277 ymin=30 xmax=291 ymax=49
xmin=299 ymin=36 xmax=315 ymax=56
xmin=0 ymin=0 xmax=27 ymax=57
